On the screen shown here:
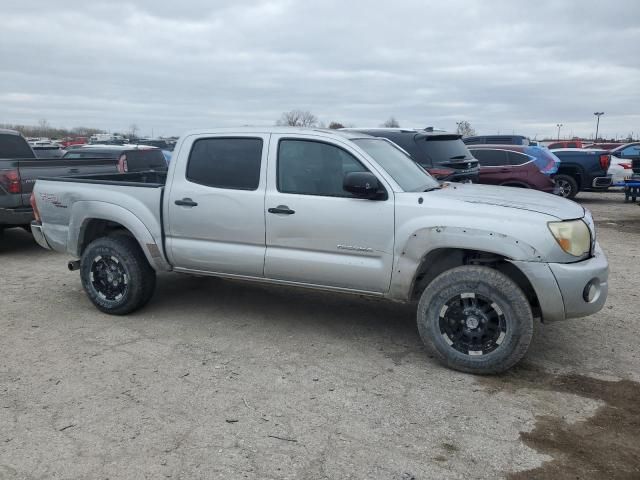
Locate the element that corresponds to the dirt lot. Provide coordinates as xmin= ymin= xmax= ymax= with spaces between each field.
xmin=1 ymin=192 xmax=639 ymax=479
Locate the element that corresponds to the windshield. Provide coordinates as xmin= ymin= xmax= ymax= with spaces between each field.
xmin=352 ymin=138 xmax=439 ymax=191
xmin=418 ymin=136 xmax=474 ymax=164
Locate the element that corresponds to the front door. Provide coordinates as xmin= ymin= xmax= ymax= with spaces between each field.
xmin=165 ymin=134 xmax=268 ymax=277
xmin=264 ymin=135 xmax=395 ymax=293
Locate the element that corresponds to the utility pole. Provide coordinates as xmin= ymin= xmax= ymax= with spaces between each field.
xmin=556 ymin=123 xmax=563 ymax=141
xmin=594 ymin=112 xmax=604 ymax=142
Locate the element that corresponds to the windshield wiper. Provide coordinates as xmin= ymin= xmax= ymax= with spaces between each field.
xmin=423 ymin=185 xmax=442 ymax=192
xmin=449 ymin=155 xmax=467 ymax=160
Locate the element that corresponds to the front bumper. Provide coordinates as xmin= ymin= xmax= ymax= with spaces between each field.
xmin=30 ymin=221 xmax=51 ymax=250
xmin=510 ymin=242 xmax=609 ymax=323
xmin=0 ymin=207 xmax=33 ymax=226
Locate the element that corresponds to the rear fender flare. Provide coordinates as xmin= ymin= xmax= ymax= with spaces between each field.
xmin=67 ymin=201 xmax=170 ymax=271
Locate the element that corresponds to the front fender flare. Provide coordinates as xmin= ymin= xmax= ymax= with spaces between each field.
xmin=388 ymin=226 xmax=542 ymax=301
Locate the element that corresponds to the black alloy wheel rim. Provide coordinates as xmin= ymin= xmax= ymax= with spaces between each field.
xmin=556 ymin=179 xmax=572 ymax=197
xmin=438 ymin=292 xmax=507 ymax=356
xmin=90 ymin=255 xmax=129 ymax=302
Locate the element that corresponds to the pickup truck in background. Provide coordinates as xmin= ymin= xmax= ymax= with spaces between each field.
xmin=549 ymin=148 xmax=612 ymax=199
xmin=30 ymin=127 xmax=609 ymax=374
xmin=0 ymin=129 xmax=166 ymax=231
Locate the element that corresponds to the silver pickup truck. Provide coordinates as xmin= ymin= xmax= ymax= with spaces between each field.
xmin=30 ymin=127 xmax=609 ymax=374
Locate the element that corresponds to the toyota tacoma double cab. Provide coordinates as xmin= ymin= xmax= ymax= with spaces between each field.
xmin=30 ymin=128 xmax=609 ymax=374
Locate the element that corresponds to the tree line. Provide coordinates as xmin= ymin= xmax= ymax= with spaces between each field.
xmin=0 ymin=119 xmax=107 ymax=139
xmin=274 ymin=110 xmax=476 ymax=136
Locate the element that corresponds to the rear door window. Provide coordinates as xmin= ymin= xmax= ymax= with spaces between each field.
xmin=470 ymin=149 xmax=508 ymax=166
xmin=507 ymin=151 xmax=530 ymax=165
xmin=187 ymin=138 xmax=263 ymax=190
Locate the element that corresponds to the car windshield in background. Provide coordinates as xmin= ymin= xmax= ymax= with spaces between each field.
xmin=33 ymin=147 xmax=65 ymax=158
xmin=352 ymin=138 xmax=439 ymax=192
xmin=418 ymin=136 xmax=474 ymax=164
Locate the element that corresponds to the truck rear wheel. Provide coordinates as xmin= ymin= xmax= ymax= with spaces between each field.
xmin=80 ymin=235 xmax=156 ymax=315
xmin=417 ymin=266 xmax=533 ymax=374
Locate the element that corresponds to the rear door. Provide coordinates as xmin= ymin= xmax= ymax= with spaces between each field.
xmin=263 ymin=134 xmax=395 ymax=293
xmin=470 ymin=149 xmax=509 ymax=185
xmin=165 ymin=134 xmax=268 ymax=276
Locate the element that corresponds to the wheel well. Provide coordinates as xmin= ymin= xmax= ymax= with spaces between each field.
xmin=410 ymin=248 xmax=541 ymax=319
xmin=79 ymin=219 xmax=135 ymax=256
xmin=557 ymin=167 xmax=582 ymax=183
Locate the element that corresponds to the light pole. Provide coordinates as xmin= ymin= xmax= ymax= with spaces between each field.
xmin=556 ymin=123 xmax=563 ymax=141
xmin=594 ymin=112 xmax=604 ymax=142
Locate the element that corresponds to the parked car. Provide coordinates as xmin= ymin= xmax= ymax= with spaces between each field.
xmin=608 ymin=157 xmax=633 ymax=184
xmin=0 ymin=129 xmax=119 ymax=230
xmin=467 ymin=147 xmax=556 ymax=193
xmin=31 ymin=127 xmax=608 ymax=375
xmin=32 ymin=145 xmax=66 ymax=159
xmin=547 ymin=140 xmax=586 ymax=149
xmin=342 ymin=128 xmax=479 ymax=182
xmin=463 ymin=135 xmax=531 ymax=146
xmin=63 ymin=145 xmax=168 ymax=173
xmin=584 ymin=143 xmax=624 ymax=151
xmin=468 ymin=144 xmax=560 ymax=176
xmin=609 ymin=142 xmax=640 ymax=175
xmin=549 ymin=148 xmax=612 ymax=198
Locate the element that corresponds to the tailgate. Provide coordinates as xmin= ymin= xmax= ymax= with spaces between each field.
xmin=17 ymin=158 xmax=118 ymax=205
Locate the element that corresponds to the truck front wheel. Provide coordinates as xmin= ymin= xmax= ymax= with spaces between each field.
xmin=80 ymin=235 xmax=156 ymax=315
xmin=417 ymin=266 xmax=533 ymax=374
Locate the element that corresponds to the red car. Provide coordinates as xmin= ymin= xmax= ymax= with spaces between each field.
xmin=547 ymin=139 xmax=585 ymax=149
xmin=469 ymin=147 xmax=557 ymax=193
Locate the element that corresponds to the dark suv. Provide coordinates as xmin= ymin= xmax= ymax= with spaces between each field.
xmin=343 ymin=128 xmax=479 ymax=182
xmin=62 ymin=145 xmax=167 ymax=173
xmin=463 ymin=135 xmax=532 ymax=146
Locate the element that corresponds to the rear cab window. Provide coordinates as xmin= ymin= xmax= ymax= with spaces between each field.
xmin=0 ymin=134 xmax=35 ymax=159
xmin=186 ymin=137 xmax=263 ymax=190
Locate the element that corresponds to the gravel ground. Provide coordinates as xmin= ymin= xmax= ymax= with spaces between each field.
xmin=1 ymin=192 xmax=639 ymax=479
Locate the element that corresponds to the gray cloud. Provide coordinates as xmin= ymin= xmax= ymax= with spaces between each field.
xmin=1 ymin=0 xmax=639 ymax=139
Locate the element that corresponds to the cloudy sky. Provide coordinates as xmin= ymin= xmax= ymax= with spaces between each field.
xmin=1 ymin=0 xmax=639 ymax=139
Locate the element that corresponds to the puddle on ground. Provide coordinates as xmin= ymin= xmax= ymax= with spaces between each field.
xmin=595 ymin=218 xmax=640 ymax=234
xmin=480 ymin=364 xmax=640 ymax=479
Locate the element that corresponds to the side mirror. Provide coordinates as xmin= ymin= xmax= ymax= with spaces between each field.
xmin=343 ymin=172 xmax=383 ymax=199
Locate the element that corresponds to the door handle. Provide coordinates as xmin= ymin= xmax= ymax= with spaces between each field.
xmin=175 ymin=198 xmax=198 ymax=207
xmin=268 ymin=205 xmax=295 ymax=215
xmin=68 ymin=168 xmax=79 ymax=174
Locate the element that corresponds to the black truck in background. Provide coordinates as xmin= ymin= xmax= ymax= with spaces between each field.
xmin=0 ymin=129 xmax=166 ymax=231
xmin=549 ymin=148 xmax=612 ymax=199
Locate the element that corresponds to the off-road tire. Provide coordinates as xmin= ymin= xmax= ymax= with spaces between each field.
xmin=417 ymin=266 xmax=533 ymax=374
xmin=80 ymin=235 xmax=156 ymax=315
xmin=554 ymin=174 xmax=579 ymax=199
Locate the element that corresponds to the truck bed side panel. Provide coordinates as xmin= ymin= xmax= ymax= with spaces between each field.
xmin=34 ymin=179 xmax=170 ymax=271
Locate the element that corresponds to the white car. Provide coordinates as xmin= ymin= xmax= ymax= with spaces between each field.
xmin=609 ymin=156 xmax=633 ymax=185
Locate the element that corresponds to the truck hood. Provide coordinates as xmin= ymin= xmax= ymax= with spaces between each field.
xmin=431 ymin=183 xmax=585 ymax=220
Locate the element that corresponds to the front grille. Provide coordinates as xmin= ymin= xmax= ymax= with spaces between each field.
xmin=632 ymin=158 xmax=640 ymax=175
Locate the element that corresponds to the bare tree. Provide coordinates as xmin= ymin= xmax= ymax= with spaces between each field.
xmin=128 ymin=123 xmax=139 ymax=139
xmin=328 ymin=121 xmax=345 ymax=129
xmin=38 ymin=118 xmax=50 ymax=138
xmin=455 ymin=120 xmax=476 ymax=138
xmin=381 ymin=117 xmax=400 ymax=128
xmin=276 ymin=110 xmax=318 ymax=127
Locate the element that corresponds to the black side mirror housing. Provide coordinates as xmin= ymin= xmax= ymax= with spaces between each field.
xmin=343 ymin=172 xmax=385 ymax=199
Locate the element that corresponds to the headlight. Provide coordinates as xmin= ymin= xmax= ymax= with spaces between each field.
xmin=548 ymin=220 xmax=591 ymax=257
